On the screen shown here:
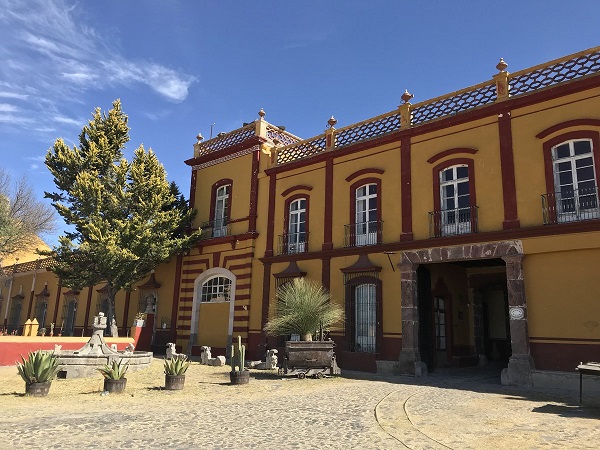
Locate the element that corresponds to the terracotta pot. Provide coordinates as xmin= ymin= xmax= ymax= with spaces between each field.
xmin=229 ymin=370 xmax=250 ymax=385
xmin=103 ymin=378 xmax=127 ymax=393
xmin=164 ymin=374 xmax=185 ymax=390
xmin=26 ymin=381 xmax=52 ymax=397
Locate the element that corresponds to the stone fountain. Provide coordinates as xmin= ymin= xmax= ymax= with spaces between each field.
xmin=56 ymin=312 xmax=153 ymax=378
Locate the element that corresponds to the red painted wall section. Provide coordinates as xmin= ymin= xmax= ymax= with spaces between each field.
xmin=0 ymin=332 xmax=140 ymax=366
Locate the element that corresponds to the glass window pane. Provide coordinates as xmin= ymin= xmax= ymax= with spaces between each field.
xmin=369 ymin=184 xmax=377 ymax=195
xmin=458 ymin=195 xmax=470 ymax=208
xmin=357 ymin=186 xmax=366 ymax=197
xmin=574 ymin=140 xmax=592 ymax=155
xmin=369 ymin=197 xmax=377 ymax=209
xmin=576 ymin=166 xmax=595 ymax=182
xmin=443 ymin=169 xmax=454 ymax=181
xmin=456 ymin=166 xmax=469 ymax=179
xmin=443 ymin=185 xmax=454 ymax=197
xmin=555 ymin=144 xmax=570 ymax=159
xmin=558 ymin=161 xmax=571 ymax=171
xmin=559 ymin=171 xmax=573 ymax=185
xmin=575 ymin=157 xmax=594 ymax=169
xmin=444 ymin=198 xmax=455 ymax=210
xmin=457 ymin=182 xmax=469 ymax=195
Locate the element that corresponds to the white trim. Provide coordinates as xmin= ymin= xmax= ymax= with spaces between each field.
xmin=189 ymin=268 xmax=236 ymax=353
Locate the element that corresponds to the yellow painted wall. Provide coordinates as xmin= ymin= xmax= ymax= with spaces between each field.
xmin=193 ymin=153 xmax=254 ymax=236
xmin=411 ymin=117 xmax=503 ymax=240
xmin=511 ymin=87 xmax=600 ymax=227
xmin=523 ymin=242 xmax=600 ymax=340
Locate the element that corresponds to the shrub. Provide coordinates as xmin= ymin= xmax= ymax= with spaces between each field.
xmin=16 ymin=350 xmax=61 ymax=385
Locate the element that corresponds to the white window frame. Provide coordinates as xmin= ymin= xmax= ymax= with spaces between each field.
xmin=199 ymin=276 xmax=232 ymax=303
xmin=439 ymin=165 xmax=471 ymax=236
xmin=213 ymin=184 xmax=230 ymax=237
xmin=355 ymin=184 xmax=378 ymax=246
xmin=287 ymin=198 xmax=306 ymax=253
xmin=552 ymin=139 xmax=599 ymax=222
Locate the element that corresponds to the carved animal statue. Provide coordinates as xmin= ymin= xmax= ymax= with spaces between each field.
xmin=124 ymin=343 xmax=135 ymax=353
xmin=207 ymin=355 xmax=226 ymax=366
xmin=247 ymin=349 xmax=279 ymax=370
xmin=166 ymin=342 xmax=179 ymax=360
xmin=200 ymin=346 xmax=212 ymax=364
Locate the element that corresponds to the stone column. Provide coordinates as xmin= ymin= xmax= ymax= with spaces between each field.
xmin=397 ymin=258 xmax=428 ymax=376
xmin=501 ymin=254 xmax=535 ymax=386
xmin=471 ymin=289 xmax=487 ymax=365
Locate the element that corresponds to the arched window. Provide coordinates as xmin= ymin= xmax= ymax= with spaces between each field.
xmin=431 ymin=158 xmax=477 ymax=237
xmin=64 ymin=300 xmax=77 ymax=336
xmin=355 ymin=183 xmax=378 ymax=246
xmin=213 ymin=184 xmax=230 ymax=237
xmin=287 ymin=198 xmax=307 ymax=253
xmin=439 ymin=164 xmax=471 ymax=235
xmin=551 ymin=139 xmax=599 ymax=221
xmin=344 ymin=275 xmax=382 ymax=353
xmin=199 ymin=276 xmax=232 ymax=303
xmin=8 ymin=300 xmax=22 ymax=333
xmin=34 ymin=299 xmax=48 ymax=330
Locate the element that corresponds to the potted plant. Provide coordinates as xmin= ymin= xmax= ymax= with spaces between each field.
xmin=229 ymin=335 xmax=249 ymax=385
xmin=164 ymin=355 xmax=190 ymax=390
xmin=264 ymin=278 xmax=344 ymax=378
xmin=98 ymin=359 xmax=129 ymax=393
xmin=16 ymin=350 xmax=61 ymax=397
xmin=133 ymin=312 xmax=146 ymax=327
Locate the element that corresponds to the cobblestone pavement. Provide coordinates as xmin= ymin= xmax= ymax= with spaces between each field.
xmin=1 ymin=364 xmax=599 ymax=449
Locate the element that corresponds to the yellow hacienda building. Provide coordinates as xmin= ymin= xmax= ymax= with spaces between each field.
xmin=3 ymin=46 xmax=600 ymax=387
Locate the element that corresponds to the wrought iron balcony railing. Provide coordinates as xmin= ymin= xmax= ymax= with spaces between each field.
xmin=429 ymin=206 xmax=479 ymax=238
xmin=541 ymin=187 xmax=600 ymax=224
xmin=278 ymin=232 xmax=309 ymax=255
xmin=344 ymin=220 xmax=383 ymax=247
xmin=200 ymin=219 xmax=230 ymax=239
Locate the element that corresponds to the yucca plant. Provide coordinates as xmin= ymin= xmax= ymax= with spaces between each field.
xmin=16 ymin=350 xmax=61 ymax=385
xmin=164 ymin=355 xmax=190 ymax=376
xmin=97 ymin=359 xmax=129 ymax=380
xmin=264 ymin=278 xmax=344 ymax=341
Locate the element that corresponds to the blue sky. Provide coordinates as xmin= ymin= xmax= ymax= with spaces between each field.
xmin=1 ymin=0 xmax=599 ymax=247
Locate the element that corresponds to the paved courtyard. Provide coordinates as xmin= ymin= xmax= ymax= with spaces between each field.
xmin=0 ymin=360 xmax=599 ymax=449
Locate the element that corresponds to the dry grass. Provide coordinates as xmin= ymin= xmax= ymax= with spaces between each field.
xmin=0 ymin=356 xmax=350 ymax=414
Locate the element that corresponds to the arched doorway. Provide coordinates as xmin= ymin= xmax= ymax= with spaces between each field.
xmin=189 ymin=268 xmax=236 ymax=356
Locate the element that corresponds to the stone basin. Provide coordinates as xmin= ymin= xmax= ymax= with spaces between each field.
xmin=57 ymin=350 xmax=153 ymax=378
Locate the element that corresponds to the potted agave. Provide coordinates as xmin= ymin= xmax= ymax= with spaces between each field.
xmin=264 ymin=278 xmax=343 ymax=378
xmin=16 ymin=350 xmax=61 ymax=397
xmin=229 ymin=335 xmax=249 ymax=385
xmin=164 ymin=355 xmax=190 ymax=390
xmin=98 ymin=359 xmax=129 ymax=393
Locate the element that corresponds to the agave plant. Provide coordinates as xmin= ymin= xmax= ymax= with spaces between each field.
xmin=97 ymin=359 xmax=129 ymax=380
xmin=164 ymin=355 xmax=190 ymax=376
xmin=16 ymin=350 xmax=61 ymax=385
xmin=264 ymin=278 xmax=344 ymax=341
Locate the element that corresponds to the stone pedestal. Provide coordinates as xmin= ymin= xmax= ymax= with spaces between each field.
xmin=502 ymin=354 xmax=535 ymax=386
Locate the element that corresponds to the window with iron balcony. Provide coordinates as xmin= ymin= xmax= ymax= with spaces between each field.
xmin=279 ymin=196 xmax=309 ymax=255
xmin=542 ymin=138 xmax=600 ymax=224
xmin=345 ymin=180 xmax=383 ymax=247
xmin=430 ymin=160 xmax=478 ymax=238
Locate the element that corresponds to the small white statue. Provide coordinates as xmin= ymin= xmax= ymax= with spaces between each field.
xmin=200 ymin=346 xmax=212 ymax=365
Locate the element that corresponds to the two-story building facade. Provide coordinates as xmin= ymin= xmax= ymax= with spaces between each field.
xmin=3 ymin=47 xmax=600 ymax=387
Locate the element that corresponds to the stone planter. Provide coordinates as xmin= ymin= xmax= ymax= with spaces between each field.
xmin=103 ymin=378 xmax=127 ymax=393
xmin=133 ymin=320 xmax=145 ymax=327
xmin=229 ymin=370 xmax=250 ymax=385
xmin=164 ymin=374 xmax=186 ymax=390
xmin=25 ymin=381 xmax=52 ymax=397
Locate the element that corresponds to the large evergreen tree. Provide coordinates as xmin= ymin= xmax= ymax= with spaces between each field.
xmin=44 ymin=100 xmax=200 ymax=336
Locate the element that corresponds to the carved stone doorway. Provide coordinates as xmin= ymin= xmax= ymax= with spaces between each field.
xmin=398 ymin=240 xmax=534 ymax=385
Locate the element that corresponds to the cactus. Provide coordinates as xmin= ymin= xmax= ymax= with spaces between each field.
xmin=230 ymin=335 xmax=246 ymax=373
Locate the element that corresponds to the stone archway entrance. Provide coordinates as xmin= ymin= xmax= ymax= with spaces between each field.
xmin=398 ymin=240 xmax=534 ymax=386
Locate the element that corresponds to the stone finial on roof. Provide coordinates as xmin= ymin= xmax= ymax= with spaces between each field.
xmin=496 ymin=58 xmax=508 ymax=72
xmin=196 ymin=133 xmax=204 ymax=143
xmin=327 ymin=116 xmax=337 ymax=129
xmin=258 ymin=108 xmax=266 ymax=119
xmin=401 ymin=89 xmax=414 ymax=104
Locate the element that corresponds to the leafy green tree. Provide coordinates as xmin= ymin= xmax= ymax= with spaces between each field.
xmin=0 ymin=168 xmax=55 ymax=264
xmin=44 ymin=100 xmax=200 ymax=336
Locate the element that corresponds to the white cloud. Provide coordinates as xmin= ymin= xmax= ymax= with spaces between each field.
xmin=0 ymin=103 xmax=18 ymax=112
xmin=52 ymin=115 xmax=81 ymax=126
xmin=0 ymin=0 xmax=197 ymax=134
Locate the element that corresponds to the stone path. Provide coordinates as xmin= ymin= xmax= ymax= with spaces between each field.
xmin=1 ymin=363 xmax=599 ymax=449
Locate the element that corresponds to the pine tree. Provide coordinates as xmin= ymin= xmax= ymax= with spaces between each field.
xmin=44 ymin=100 xmax=200 ymax=336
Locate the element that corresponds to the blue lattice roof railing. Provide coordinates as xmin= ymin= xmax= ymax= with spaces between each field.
xmin=275 ymin=46 xmax=600 ymax=166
